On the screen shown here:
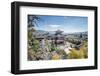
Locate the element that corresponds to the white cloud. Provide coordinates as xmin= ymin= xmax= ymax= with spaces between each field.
xmin=48 ymin=24 xmax=60 ymax=28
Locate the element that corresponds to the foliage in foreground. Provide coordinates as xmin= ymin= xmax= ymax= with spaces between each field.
xmin=67 ymin=41 xmax=88 ymax=59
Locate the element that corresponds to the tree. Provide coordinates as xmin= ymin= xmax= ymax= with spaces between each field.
xmin=28 ymin=15 xmax=40 ymax=52
xmin=28 ymin=15 xmax=39 ymax=38
xmin=28 ymin=15 xmax=40 ymax=27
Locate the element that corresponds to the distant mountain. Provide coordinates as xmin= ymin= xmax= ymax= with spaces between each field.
xmin=36 ymin=30 xmax=47 ymax=33
xmin=65 ymin=31 xmax=87 ymax=35
xmin=74 ymin=31 xmax=88 ymax=34
xmin=36 ymin=30 xmax=55 ymax=34
xmin=35 ymin=30 xmax=88 ymax=35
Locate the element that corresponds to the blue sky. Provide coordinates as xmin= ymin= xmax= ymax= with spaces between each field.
xmin=33 ymin=15 xmax=88 ymax=33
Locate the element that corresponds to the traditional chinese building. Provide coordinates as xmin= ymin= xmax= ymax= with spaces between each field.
xmin=35 ymin=29 xmax=66 ymax=46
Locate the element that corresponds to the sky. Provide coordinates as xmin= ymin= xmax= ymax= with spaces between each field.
xmin=31 ymin=15 xmax=88 ymax=33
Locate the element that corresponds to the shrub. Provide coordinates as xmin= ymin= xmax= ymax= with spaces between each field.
xmin=68 ymin=41 xmax=88 ymax=59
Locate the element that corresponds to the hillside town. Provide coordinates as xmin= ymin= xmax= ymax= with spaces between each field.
xmin=28 ymin=28 xmax=88 ymax=60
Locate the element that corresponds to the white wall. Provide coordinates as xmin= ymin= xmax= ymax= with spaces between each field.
xmin=0 ymin=0 xmax=99 ymax=76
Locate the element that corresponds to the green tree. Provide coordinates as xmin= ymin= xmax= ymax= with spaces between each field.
xmin=28 ymin=15 xmax=40 ymax=51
